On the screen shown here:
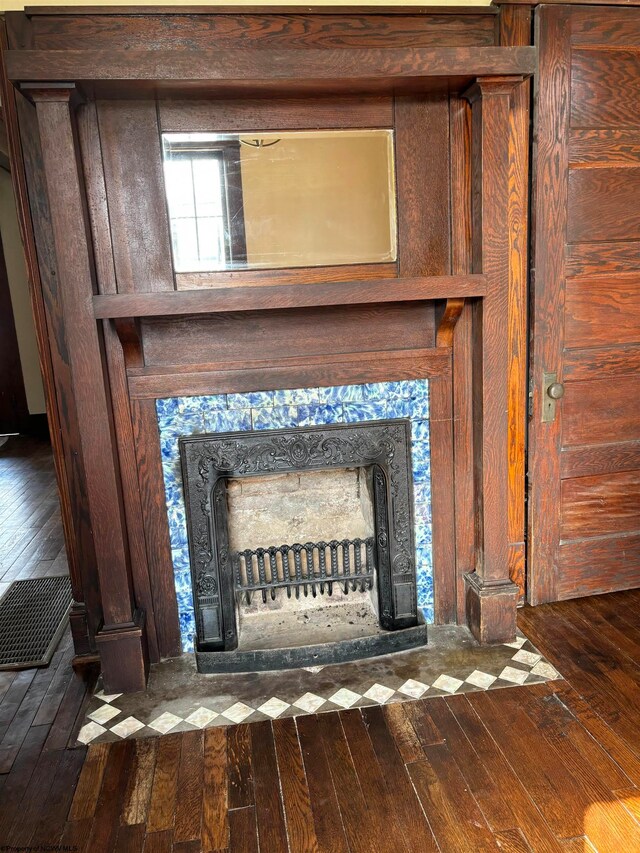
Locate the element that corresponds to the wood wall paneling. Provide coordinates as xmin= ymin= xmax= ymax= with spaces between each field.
xmin=97 ymin=100 xmax=175 ymax=294
xmin=127 ymin=349 xmax=451 ymax=402
xmin=140 ymin=304 xmax=436 ymax=368
xmin=29 ymin=13 xmax=498 ymax=51
xmin=160 ymin=96 xmax=394 ymax=133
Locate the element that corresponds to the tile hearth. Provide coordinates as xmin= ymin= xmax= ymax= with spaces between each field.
xmin=75 ymin=626 xmax=561 ymax=745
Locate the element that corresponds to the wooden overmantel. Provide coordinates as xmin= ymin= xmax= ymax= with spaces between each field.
xmin=1 ymin=6 xmax=531 ymax=691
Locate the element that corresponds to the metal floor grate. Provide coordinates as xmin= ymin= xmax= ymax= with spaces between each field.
xmin=0 ymin=575 xmax=72 ymax=670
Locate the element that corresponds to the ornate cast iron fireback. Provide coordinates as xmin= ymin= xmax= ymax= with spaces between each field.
xmin=179 ymin=420 xmax=416 ymax=652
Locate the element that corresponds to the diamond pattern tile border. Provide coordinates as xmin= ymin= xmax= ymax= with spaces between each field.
xmin=75 ymin=628 xmax=562 ymax=744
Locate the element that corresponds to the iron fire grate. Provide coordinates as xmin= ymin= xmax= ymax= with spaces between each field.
xmin=0 ymin=575 xmax=72 ymax=670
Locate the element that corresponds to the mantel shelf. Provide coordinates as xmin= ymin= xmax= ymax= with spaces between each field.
xmin=8 ymin=46 xmax=535 ymax=93
xmin=92 ymin=274 xmax=487 ymax=320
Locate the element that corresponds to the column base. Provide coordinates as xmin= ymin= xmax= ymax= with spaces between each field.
xmin=464 ymin=572 xmax=519 ymax=644
xmin=69 ymin=600 xmax=95 ymax=657
xmin=96 ymin=609 xmax=149 ymax=693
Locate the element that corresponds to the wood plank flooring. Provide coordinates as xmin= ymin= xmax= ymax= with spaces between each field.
xmin=2 ymin=438 xmax=640 ymax=851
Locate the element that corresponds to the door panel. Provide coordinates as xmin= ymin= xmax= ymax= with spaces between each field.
xmin=570 ymin=49 xmax=640 ymax=127
xmin=567 ymin=169 xmax=640 ymax=243
xmin=529 ymin=5 xmax=640 ymax=603
xmin=565 ymin=274 xmax=640 ymax=347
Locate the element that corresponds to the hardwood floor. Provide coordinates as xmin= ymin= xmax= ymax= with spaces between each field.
xmin=0 ymin=435 xmax=68 ymax=597
xmin=1 ymin=438 xmax=640 ymax=851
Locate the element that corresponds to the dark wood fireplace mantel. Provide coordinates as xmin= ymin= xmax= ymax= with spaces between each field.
xmin=1 ymin=6 xmax=531 ymax=691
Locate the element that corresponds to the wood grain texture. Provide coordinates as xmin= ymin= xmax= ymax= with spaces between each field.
xmin=0 ymin=25 xmax=87 ymax=651
xmin=130 ymin=397 xmax=181 ymax=659
xmin=565 ymin=339 xmax=640 ymax=382
xmin=429 ymin=372 xmax=457 ymax=624
xmin=127 ymin=349 xmax=451 ymax=401
xmin=450 ymin=94 xmax=475 ymax=618
xmin=395 ymin=91 xmax=450 ymax=278
xmin=175 ymin=263 xmax=397 ymax=291
xmin=8 ymin=571 xmax=640 ymax=852
xmin=569 ymin=128 xmax=640 ymax=165
xmin=500 ymin=3 xmax=531 ymax=597
xmin=29 ymin=13 xmax=497 ymax=52
xmin=565 ymin=273 xmax=640 ymax=348
xmin=93 ymin=275 xmax=488 ymax=319
xmin=250 ymin=720 xmax=288 ymax=853
xmin=561 ymin=469 xmax=640 ymax=540
xmin=562 ymin=375 xmax=640 ymax=447
xmin=272 ymin=717 xmax=319 ymax=853
xmin=5 ymin=46 xmax=537 ymax=87
xmin=97 ymin=100 xmax=174 ymax=294
xmin=202 ymin=727 xmax=228 ymax=852
xmin=571 ymin=48 xmax=640 ymax=129
xmin=32 ymin=90 xmax=138 ymax=647
xmin=570 ymin=6 xmax=640 ymax=46
xmin=561 ymin=440 xmax=640 ymax=479
xmin=567 ymin=168 xmax=640 ymax=243
xmin=558 ymin=534 xmax=640 ymax=599
xmin=140 ymin=304 xmax=436 ymax=368
xmin=12 ymin=89 xmax=99 ymax=651
xmin=160 ymin=95 xmax=394 ymax=132
xmin=566 ymin=240 xmax=640 ymax=276
xmin=527 ymin=5 xmax=571 ymax=605
xmin=467 ymin=76 xmax=523 ymax=594
xmin=173 ymin=731 xmax=204 ymax=843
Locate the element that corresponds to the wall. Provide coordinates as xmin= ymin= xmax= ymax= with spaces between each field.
xmin=0 ymin=169 xmax=46 ymax=414
xmin=1 ymin=1 xmax=492 ymax=9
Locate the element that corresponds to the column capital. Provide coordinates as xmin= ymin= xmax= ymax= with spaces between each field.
xmin=19 ymin=82 xmax=82 ymax=107
xmin=463 ymin=75 xmax=525 ymax=104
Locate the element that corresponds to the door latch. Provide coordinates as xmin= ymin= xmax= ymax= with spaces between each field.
xmin=541 ymin=372 xmax=565 ymax=423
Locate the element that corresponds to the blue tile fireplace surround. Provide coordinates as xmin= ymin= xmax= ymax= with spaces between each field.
xmin=157 ymin=380 xmax=433 ymax=653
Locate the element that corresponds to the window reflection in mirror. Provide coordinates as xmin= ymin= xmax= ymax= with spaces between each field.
xmin=162 ymin=130 xmax=397 ymax=273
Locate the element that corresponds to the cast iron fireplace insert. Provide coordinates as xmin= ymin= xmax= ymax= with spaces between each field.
xmin=180 ymin=419 xmax=427 ymax=672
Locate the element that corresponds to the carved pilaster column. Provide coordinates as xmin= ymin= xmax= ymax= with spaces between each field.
xmin=463 ymin=76 xmax=523 ymax=643
xmin=25 ymin=84 xmax=148 ymax=691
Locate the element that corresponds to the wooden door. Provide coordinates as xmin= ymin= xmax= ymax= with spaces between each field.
xmin=529 ymin=4 xmax=640 ymax=604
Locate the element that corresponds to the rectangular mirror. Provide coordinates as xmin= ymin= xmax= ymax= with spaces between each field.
xmin=162 ymin=129 xmax=397 ymax=273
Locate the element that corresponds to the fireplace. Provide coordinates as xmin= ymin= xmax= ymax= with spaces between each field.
xmin=180 ymin=419 xmax=425 ymax=671
xmin=158 ymin=378 xmax=432 ymax=671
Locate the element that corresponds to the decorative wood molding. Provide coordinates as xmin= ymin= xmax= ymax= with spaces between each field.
xmin=463 ymin=73 xmax=523 ymax=641
xmin=30 ymin=83 xmax=148 ymax=690
xmin=5 ymin=46 xmax=536 ymax=90
xmin=435 ymin=298 xmax=466 ymax=347
xmin=93 ymin=275 xmax=488 ymax=320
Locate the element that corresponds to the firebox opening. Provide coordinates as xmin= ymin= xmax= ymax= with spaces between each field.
xmin=227 ymin=467 xmax=383 ymax=650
